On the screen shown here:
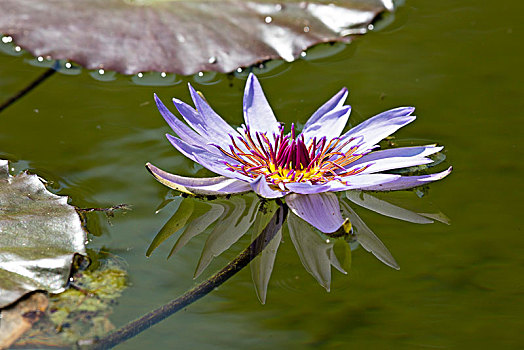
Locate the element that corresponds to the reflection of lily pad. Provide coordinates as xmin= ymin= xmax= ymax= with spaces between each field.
xmin=0 ymin=160 xmax=86 ymax=308
xmin=0 ymin=0 xmax=392 ymax=75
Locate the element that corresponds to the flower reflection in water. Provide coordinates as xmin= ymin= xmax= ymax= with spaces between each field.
xmin=147 ymin=192 xmax=447 ymax=303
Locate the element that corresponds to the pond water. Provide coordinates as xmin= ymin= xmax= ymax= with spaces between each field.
xmin=1 ymin=0 xmax=522 ymax=348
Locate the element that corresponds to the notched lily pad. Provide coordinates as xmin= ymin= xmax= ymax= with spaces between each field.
xmin=0 ymin=0 xmax=392 ymax=75
xmin=0 ymin=160 xmax=87 ymax=308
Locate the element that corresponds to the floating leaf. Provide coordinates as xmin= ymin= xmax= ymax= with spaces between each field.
xmin=0 ymin=160 xmax=87 ymax=308
xmin=0 ymin=0 xmax=392 ymax=75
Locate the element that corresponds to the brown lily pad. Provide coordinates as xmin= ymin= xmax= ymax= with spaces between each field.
xmin=0 ymin=160 xmax=87 ymax=309
xmin=0 ymin=0 xmax=392 ymax=75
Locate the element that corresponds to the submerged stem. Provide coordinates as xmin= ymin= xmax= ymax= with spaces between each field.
xmin=0 ymin=68 xmax=56 ymax=113
xmin=86 ymin=200 xmax=288 ymax=350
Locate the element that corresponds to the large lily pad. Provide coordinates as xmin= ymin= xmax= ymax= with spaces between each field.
xmin=0 ymin=0 xmax=392 ymax=75
xmin=0 ymin=160 xmax=87 ymax=308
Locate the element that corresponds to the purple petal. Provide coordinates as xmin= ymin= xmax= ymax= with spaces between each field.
xmin=340 ymin=107 xmax=416 ymax=153
xmin=243 ymin=73 xmax=281 ymax=136
xmin=172 ymin=97 xmax=240 ymax=151
xmin=250 ymin=176 xmax=286 ymax=199
xmin=165 ymin=133 xmax=206 ymax=163
xmin=181 ymin=84 xmax=242 ymax=146
xmin=193 ymin=152 xmax=251 ymax=182
xmin=347 ymin=145 xmax=443 ymax=174
xmin=361 ymin=167 xmax=452 ymax=191
xmin=285 ymin=192 xmax=344 ymax=233
xmin=303 ymin=87 xmax=348 ymax=131
xmin=324 ymin=174 xmax=401 ymax=192
xmin=285 ymin=181 xmax=332 ymax=194
xmin=300 ymin=105 xmax=351 ymax=143
xmin=171 ymin=98 xmax=204 ymax=133
xmin=154 ymin=94 xmax=209 ymax=148
xmin=166 ymin=134 xmax=249 ymax=181
xmin=146 ymin=162 xmax=251 ymax=195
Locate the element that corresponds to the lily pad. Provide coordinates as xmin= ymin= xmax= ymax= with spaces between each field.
xmin=0 ymin=160 xmax=87 ymax=308
xmin=0 ymin=0 xmax=392 ymax=75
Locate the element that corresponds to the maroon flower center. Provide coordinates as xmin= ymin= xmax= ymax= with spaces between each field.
xmin=215 ymin=124 xmax=368 ymax=189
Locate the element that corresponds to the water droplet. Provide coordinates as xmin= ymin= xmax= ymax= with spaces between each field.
xmin=2 ymin=36 xmax=13 ymax=44
xmin=176 ymin=34 xmax=186 ymax=43
xmin=236 ymin=67 xmax=243 ymax=73
xmin=303 ymin=26 xmax=310 ymax=33
xmin=193 ymin=71 xmax=220 ymax=85
xmin=300 ymin=51 xmax=307 ymax=58
xmin=65 ymin=62 xmax=72 ymax=69
xmin=326 ymin=239 xmax=331 ymax=244
xmin=131 ymin=72 xmax=181 ymax=86
xmin=37 ymin=56 xmax=44 ymax=62
xmin=265 ymin=16 xmax=272 ymax=24
xmin=98 ymin=69 xmax=105 ymax=75
xmin=367 ymin=24 xmax=374 ymax=31
xmin=275 ymin=4 xmax=282 ymax=11
xmin=14 ymin=46 xmax=21 ymax=52
xmin=208 ymin=56 xmax=217 ymax=64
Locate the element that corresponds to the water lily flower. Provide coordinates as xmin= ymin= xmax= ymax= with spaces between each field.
xmin=147 ymin=73 xmax=451 ymax=234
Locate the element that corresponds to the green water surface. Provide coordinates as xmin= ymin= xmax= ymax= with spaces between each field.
xmin=0 ymin=0 xmax=522 ymax=348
